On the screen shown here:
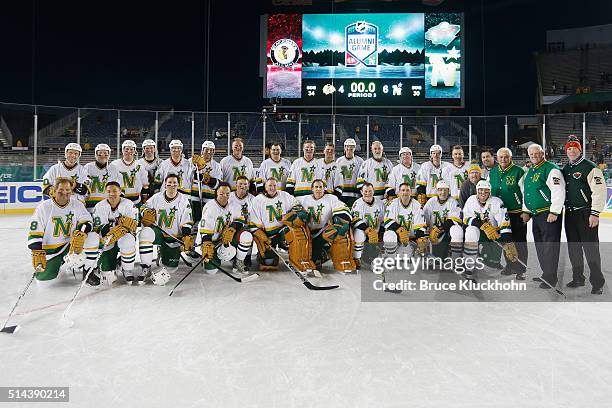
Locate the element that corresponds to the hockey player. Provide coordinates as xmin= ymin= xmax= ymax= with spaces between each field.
xmin=562 ymin=137 xmax=606 ymax=294
xmin=138 ymin=173 xmax=194 ymax=285
xmin=463 ymin=180 xmax=519 ymax=280
xmin=382 ymin=183 xmax=429 ymax=257
xmin=256 ymin=142 xmax=291 ymax=192
xmin=111 ymin=140 xmax=150 ymax=206
xmin=219 ymin=137 xmax=255 ymax=190
xmin=441 ymin=145 xmax=470 ymax=200
xmin=249 ymin=178 xmax=299 ymax=271
xmin=28 ymin=177 xmax=98 ymax=285
xmin=90 ymin=182 xmax=139 ymax=285
xmin=416 ymin=144 xmax=450 ymax=207
xmin=230 ymin=175 xmax=254 ymax=223
xmin=286 ymin=140 xmax=327 ymax=198
xmin=489 ymin=148 xmax=527 ymax=279
xmin=83 ymin=143 xmax=120 ymax=212
xmin=335 ymin=138 xmax=364 ymax=207
xmin=423 ymin=180 xmax=464 ymax=262
xmin=199 ymin=183 xmax=253 ymax=276
xmin=190 ymin=140 xmax=222 ymax=223
xmin=356 ymin=141 xmax=393 ymax=202
xmin=319 ymin=142 xmax=338 ymax=193
xmin=351 ymin=183 xmax=385 ymax=268
xmin=521 ymin=143 xmax=565 ymax=288
xmin=154 ymin=139 xmax=194 ymax=199
xmin=137 ymin=139 xmax=163 ymax=192
xmin=386 ymin=147 xmax=421 ymax=200
xmin=42 ymin=142 xmax=88 ymax=202
xmin=290 ymin=179 xmax=356 ymax=273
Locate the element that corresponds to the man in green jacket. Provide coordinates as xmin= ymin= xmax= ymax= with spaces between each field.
xmin=562 ymin=137 xmax=606 ymax=295
xmin=489 ymin=147 xmax=527 ymax=280
xmin=520 ymin=144 xmax=566 ymax=289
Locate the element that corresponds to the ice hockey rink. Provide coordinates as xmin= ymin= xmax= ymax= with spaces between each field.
xmin=2 ymin=213 xmax=612 ymax=407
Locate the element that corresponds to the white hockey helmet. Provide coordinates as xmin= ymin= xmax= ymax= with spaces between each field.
xmin=476 ymin=180 xmax=491 ymax=191
xmin=344 ymin=138 xmax=357 ymax=147
xmin=430 ymin=144 xmax=443 ymax=154
xmin=399 ymin=147 xmax=412 ymax=155
xmin=201 ymin=140 xmax=215 ymax=150
xmin=142 ymin=139 xmax=156 ymax=149
xmin=94 ymin=143 xmax=111 ymax=154
xmin=65 ymin=142 xmax=82 ymax=153
xmin=122 ymin=140 xmax=137 ymax=150
xmin=436 ymin=180 xmax=450 ymax=190
xmin=169 ymin=139 xmax=183 ymax=149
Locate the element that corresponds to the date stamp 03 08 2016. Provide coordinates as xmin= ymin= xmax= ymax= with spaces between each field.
xmin=0 ymin=387 xmax=69 ymax=402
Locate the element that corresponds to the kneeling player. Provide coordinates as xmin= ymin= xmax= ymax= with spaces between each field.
xmin=91 ymin=182 xmax=139 ymax=285
xmin=351 ymin=182 xmax=385 ymax=269
xmin=423 ymin=180 xmax=464 ymax=264
xmin=249 ymin=178 xmax=300 ymax=271
xmin=199 ymin=183 xmax=253 ymax=276
xmin=27 ymin=177 xmax=98 ymax=286
xmin=138 ymin=174 xmax=194 ymax=285
xmin=382 ymin=183 xmax=428 ymax=258
xmin=462 ymin=180 xmax=519 ymax=280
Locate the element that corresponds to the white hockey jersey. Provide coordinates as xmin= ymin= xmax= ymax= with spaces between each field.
xmin=463 ymin=195 xmax=511 ymax=235
xmin=229 ymin=191 xmax=254 ymax=224
xmin=383 ymin=198 xmax=427 ymax=236
xmin=318 ymin=158 xmax=339 ymax=191
xmin=83 ymin=162 xmax=121 ymax=210
xmin=256 ymin=157 xmax=292 ymax=190
xmin=92 ymin=198 xmax=138 ymax=233
xmin=441 ymin=162 xmax=470 ymax=200
xmin=154 ymin=156 xmax=195 ymax=198
xmin=27 ymin=197 xmax=92 ymax=260
xmin=137 ymin=156 xmax=163 ymax=187
xmin=286 ymin=157 xmax=327 ymax=197
xmin=219 ymin=155 xmax=255 ymax=190
xmin=356 ymin=157 xmax=394 ymax=200
xmin=190 ymin=158 xmax=222 ymax=203
xmin=351 ymin=197 xmax=386 ymax=231
xmin=111 ymin=158 xmax=149 ymax=204
xmin=423 ymin=196 xmax=463 ymax=230
xmin=142 ymin=192 xmax=193 ymax=238
xmin=298 ymin=194 xmax=351 ymax=235
xmin=42 ymin=161 xmax=88 ymax=201
xmin=199 ymin=199 xmax=245 ymax=242
xmin=416 ymin=161 xmax=451 ymax=197
xmin=335 ymin=155 xmax=365 ymax=200
xmin=386 ymin=162 xmax=421 ymax=196
xmin=249 ymin=191 xmax=298 ymax=237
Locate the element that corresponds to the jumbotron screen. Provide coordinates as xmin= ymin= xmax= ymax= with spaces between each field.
xmin=264 ymin=13 xmax=463 ymax=108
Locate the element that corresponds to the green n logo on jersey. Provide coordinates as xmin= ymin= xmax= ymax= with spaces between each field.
xmin=307 ymin=204 xmax=324 ymax=224
xmin=300 ymin=166 xmax=315 ymax=183
xmin=158 ymin=208 xmax=176 ymax=228
xmin=431 ymin=173 xmax=441 ymax=188
xmin=433 ymin=209 xmax=449 ymax=226
xmin=121 ymin=172 xmax=136 ymax=189
xmin=398 ymin=213 xmax=413 ymax=231
xmin=454 ymin=172 xmax=466 ymax=189
xmin=402 ymin=173 xmax=416 ymax=187
xmin=232 ymin=165 xmax=247 ymax=181
xmin=270 ymin=167 xmax=285 ymax=182
xmin=88 ymin=176 xmax=107 ymax=194
xmin=214 ymin=212 xmax=232 ymax=232
xmin=51 ymin=216 xmax=72 ymax=238
xmin=364 ymin=212 xmax=380 ymax=229
xmin=374 ymin=166 xmax=389 ymax=183
xmin=266 ymin=201 xmax=284 ymax=222
xmin=340 ymin=164 xmax=355 ymax=180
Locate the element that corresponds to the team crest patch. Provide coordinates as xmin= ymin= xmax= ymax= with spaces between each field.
xmin=572 ymin=172 xmax=582 ymax=179
xmin=345 ymin=21 xmax=378 ymax=67
xmin=594 ymin=176 xmax=603 ymax=184
xmin=270 ymin=39 xmax=300 ymax=68
xmin=552 ymin=177 xmax=560 ymax=185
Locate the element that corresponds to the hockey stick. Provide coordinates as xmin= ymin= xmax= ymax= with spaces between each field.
xmin=269 ymin=247 xmax=339 ymax=291
xmin=1 ymin=270 xmax=39 ymax=334
xmin=60 ymin=236 xmax=112 ymax=328
xmin=493 ymin=240 xmax=566 ymax=299
xmin=168 ymin=257 xmax=204 ymax=296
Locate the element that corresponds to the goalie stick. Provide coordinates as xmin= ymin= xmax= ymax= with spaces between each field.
xmin=1 ymin=270 xmax=38 ymax=334
xmin=269 ymin=246 xmax=339 ymax=291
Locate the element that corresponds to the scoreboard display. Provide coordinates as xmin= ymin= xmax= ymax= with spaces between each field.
xmin=264 ymin=13 xmax=464 ymax=108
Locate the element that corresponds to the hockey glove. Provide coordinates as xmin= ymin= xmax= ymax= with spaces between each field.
xmin=480 ymin=222 xmax=501 ymax=241
xmin=365 ymin=227 xmax=379 ymax=244
xmin=192 ymin=154 xmax=206 ymax=170
xmin=201 ymin=241 xmax=215 ymax=262
xmin=396 ymin=227 xmax=410 ymax=245
xmin=117 ymin=216 xmax=138 ymax=233
xmin=503 ymin=242 xmax=518 ymax=262
xmin=182 ymin=235 xmax=195 ymax=252
xmin=31 ymin=250 xmax=47 ymax=270
xmin=221 ymin=226 xmax=236 ymax=245
xmin=253 ymin=229 xmax=272 ymax=254
xmin=107 ymin=225 xmax=128 ymax=246
xmin=416 ymin=236 xmax=429 ymax=255
xmin=69 ymin=230 xmax=87 ymax=254
xmin=141 ymin=208 xmax=157 ymax=226
xmin=429 ymin=225 xmax=443 ymax=243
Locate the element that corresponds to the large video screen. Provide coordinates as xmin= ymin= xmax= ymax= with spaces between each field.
xmin=264 ymin=12 xmax=463 ymax=108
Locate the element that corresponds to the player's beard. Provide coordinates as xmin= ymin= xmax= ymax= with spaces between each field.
xmin=373 ymin=152 xmax=383 ymax=160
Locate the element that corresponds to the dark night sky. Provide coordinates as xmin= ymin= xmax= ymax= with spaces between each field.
xmin=0 ymin=0 xmax=610 ymax=115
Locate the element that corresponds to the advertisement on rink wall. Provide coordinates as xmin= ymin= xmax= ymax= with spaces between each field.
xmin=0 ymin=181 xmax=46 ymax=214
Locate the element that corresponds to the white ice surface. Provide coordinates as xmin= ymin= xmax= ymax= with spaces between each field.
xmin=1 ymin=214 xmax=612 ymax=408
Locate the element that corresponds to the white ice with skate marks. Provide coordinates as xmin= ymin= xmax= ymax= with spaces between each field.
xmin=1 ymin=214 xmax=612 ymax=407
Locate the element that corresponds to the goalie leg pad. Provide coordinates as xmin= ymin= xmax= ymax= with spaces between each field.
xmin=285 ymin=225 xmax=316 ymax=272
xmin=330 ymin=234 xmax=357 ymax=272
